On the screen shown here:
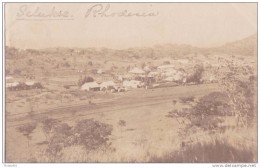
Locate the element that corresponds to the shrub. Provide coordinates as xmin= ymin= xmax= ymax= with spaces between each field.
xmin=27 ymin=59 xmax=33 ymax=66
xmin=193 ymin=92 xmax=231 ymax=116
xmin=63 ymin=62 xmax=70 ymax=67
xmin=167 ymin=92 xmax=232 ymax=132
xmin=163 ymin=61 xmax=170 ymax=65
xmin=149 ymin=139 xmax=256 ymax=163
xmin=118 ymin=120 xmax=126 ymax=127
xmin=46 ymin=123 xmax=73 ymax=158
xmin=88 ymin=61 xmax=93 ymax=66
xmin=179 ymin=96 xmax=195 ymax=103
xmin=41 ymin=118 xmax=61 ymax=141
xmin=44 ymin=119 xmax=113 ymax=161
xmin=16 ymin=122 xmax=37 ymax=147
xmin=187 ymin=64 xmax=204 ymax=83
xmin=73 ymin=119 xmax=113 ymax=151
xmin=6 ymin=69 xmax=10 ymax=75
xmin=13 ymin=69 xmax=22 ymax=75
xmin=189 ymin=92 xmax=231 ymax=130
xmin=220 ymin=78 xmax=257 ymax=127
xmin=78 ymin=76 xmax=94 ymax=86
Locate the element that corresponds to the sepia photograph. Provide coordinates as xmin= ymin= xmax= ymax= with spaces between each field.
xmin=3 ymin=2 xmax=258 ymax=163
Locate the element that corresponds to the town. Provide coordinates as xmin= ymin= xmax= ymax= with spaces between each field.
xmin=5 ymin=34 xmax=257 ymax=163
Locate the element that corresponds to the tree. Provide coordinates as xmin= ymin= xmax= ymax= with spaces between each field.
xmin=88 ymin=61 xmax=93 ymax=66
xmin=141 ymin=62 xmax=146 ymax=69
xmin=78 ymin=76 xmax=94 ymax=86
xmin=187 ymin=64 xmax=204 ymax=83
xmin=5 ymin=69 xmax=10 ymax=75
xmin=46 ymin=123 xmax=73 ymax=159
xmin=78 ymin=75 xmax=84 ymax=87
xmin=13 ymin=69 xmax=22 ymax=75
xmin=41 ymin=118 xmax=60 ymax=141
xmin=27 ymin=59 xmax=33 ymax=66
xmin=118 ymin=120 xmax=126 ymax=132
xmin=163 ymin=61 xmax=170 ymax=65
xmin=220 ymin=76 xmax=256 ymax=127
xmin=42 ymin=119 xmax=113 ymax=162
xmin=215 ymin=60 xmax=257 ymax=127
xmin=118 ymin=120 xmax=126 ymax=127
xmin=73 ymin=119 xmax=113 ymax=150
xmin=63 ymin=62 xmax=70 ymax=67
xmin=85 ymin=76 xmax=94 ymax=83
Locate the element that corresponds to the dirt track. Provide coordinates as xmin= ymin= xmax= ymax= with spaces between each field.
xmin=6 ymin=83 xmax=220 ymax=128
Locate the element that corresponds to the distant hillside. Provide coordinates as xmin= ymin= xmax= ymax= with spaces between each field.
xmin=5 ymin=34 xmax=257 ymax=77
xmin=211 ymin=34 xmax=257 ymax=56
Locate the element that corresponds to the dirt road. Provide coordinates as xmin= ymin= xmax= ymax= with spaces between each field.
xmin=5 ymin=83 xmax=221 ymax=162
xmin=6 ymin=83 xmax=220 ymax=128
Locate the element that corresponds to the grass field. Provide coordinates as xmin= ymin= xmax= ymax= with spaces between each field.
xmin=6 ymin=83 xmax=226 ymax=162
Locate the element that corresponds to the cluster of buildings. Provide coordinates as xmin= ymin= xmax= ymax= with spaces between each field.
xmin=6 ymin=76 xmax=43 ymax=91
xmin=80 ymin=60 xmax=192 ymax=92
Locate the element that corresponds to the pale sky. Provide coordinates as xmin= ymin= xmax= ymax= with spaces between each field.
xmin=5 ymin=3 xmax=257 ymax=49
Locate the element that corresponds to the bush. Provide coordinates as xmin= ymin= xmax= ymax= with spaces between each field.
xmin=27 ymin=59 xmax=33 ymax=66
xmin=78 ymin=76 xmax=94 ymax=86
xmin=167 ymin=92 xmax=232 ymax=131
xmin=6 ymin=69 xmax=10 ymax=75
xmin=179 ymin=96 xmax=195 ymax=103
xmin=188 ymin=92 xmax=231 ymax=130
xmin=187 ymin=64 xmax=204 ymax=83
xmin=41 ymin=118 xmax=61 ymax=141
xmin=118 ymin=120 xmax=126 ymax=127
xmin=44 ymin=119 xmax=113 ymax=161
xmin=193 ymin=92 xmax=231 ymax=116
xmin=88 ymin=61 xmax=93 ymax=66
xmin=163 ymin=61 xmax=170 ymax=65
xmin=13 ymin=69 xmax=22 ymax=75
xmin=149 ymin=139 xmax=256 ymax=163
xmin=63 ymin=62 xmax=70 ymax=67
xmin=16 ymin=122 xmax=37 ymax=147
xmin=46 ymin=123 xmax=73 ymax=158
xmin=73 ymin=119 xmax=113 ymax=150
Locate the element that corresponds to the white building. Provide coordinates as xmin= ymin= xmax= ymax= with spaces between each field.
xmin=123 ymin=80 xmax=143 ymax=89
xmin=157 ymin=65 xmax=175 ymax=72
xmin=100 ymin=81 xmax=116 ymax=90
xmin=129 ymin=67 xmax=145 ymax=74
xmin=81 ymin=82 xmax=100 ymax=91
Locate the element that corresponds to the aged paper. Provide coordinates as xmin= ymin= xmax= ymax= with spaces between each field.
xmin=4 ymin=3 xmax=257 ymax=163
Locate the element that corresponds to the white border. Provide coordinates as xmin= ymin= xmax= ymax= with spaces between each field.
xmin=0 ymin=1 xmax=259 ymax=168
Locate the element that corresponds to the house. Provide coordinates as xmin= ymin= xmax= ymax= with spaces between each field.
xmin=143 ymin=66 xmax=151 ymax=72
xmin=129 ymin=67 xmax=145 ymax=74
xmin=164 ymin=77 xmax=174 ymax=82
xmin=24 ymin=81 xmax=35 ymax=90
xmin=123 ymin=80 xmax=143 ymax=89
xmin=163 ymin=70 xmax=185 ymax=82
xmin=177 ymin=59 xmax=189 ymax=64
xmin=157 ymin=65 xmax=175 ymax=72
xmin=6 ymin=76 xmax=14 ymax=81
xmin=81 ymin=82 xmax=100 ymax=91
xmin=25 ymin=81 xmax=35 ymax=86
xmin=6 ymin=81 xmax=19 ymax=88
xmin=148 ymin=71 xmax=159 ymax=77
xmin=97 ymin=69 xmax=103 ymax=74
xmin=100 ymin=81 xmax=116 ymax=90
xmin=163 ymin=69 xmax=178 ymax=77
xmin=6 ymin=76 xmax=19 ymax=88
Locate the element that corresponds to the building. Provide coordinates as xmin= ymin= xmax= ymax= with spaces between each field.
xmin=81 ymin=82 xmax=100 ymax=91
xmin=129 ymin=67 xmax=145 ymax=74
xmin=100 ymin=81 xmax=116 ymax=90
xmin=157 ymin=65 xmax=175 ymax=72
xmin=123 ymin=80 xmax=143 ymax=89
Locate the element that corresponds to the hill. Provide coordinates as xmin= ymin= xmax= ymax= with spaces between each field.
xmin=210 ymin=34 xmax=257 ymax=56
